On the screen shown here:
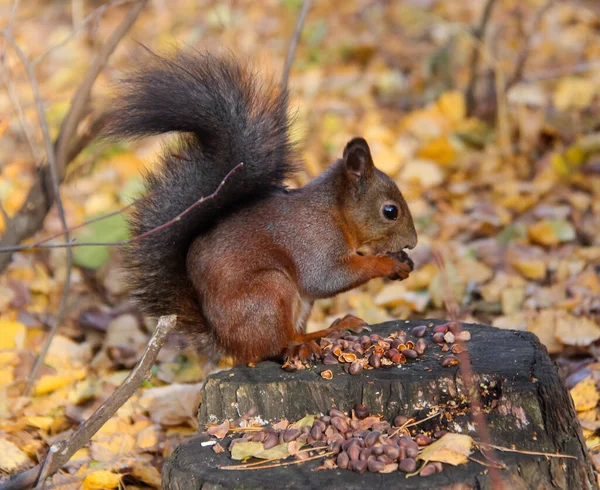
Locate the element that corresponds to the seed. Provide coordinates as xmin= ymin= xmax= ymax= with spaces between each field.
xmin=456 ymin=330 xmax=471 ymax=342
xmin=370 ymin=334 xmax=382 ymax=343
xmin=406 ymin=341 xmax=415 ymax=349
xmin=341 ymin=352 xmax=358 ymax=363
xmin=263 ymin=434 xmax=279 ymax=449
xmin=420 ymin=463 xmax=437 ymax=477
xmin=321 ymin=369 xmax=333 ymax=379
xmin=444 ymin=332 xmax=455 ymax=343
xmin=371 ymin=445 xmax=384 ymax=456
xmin=365 ymin=431 xmax=381 ymax=448
xmin=398 ymin=458 xmax=417 ymax=473
xmin=337 ymin=451 xmax=350 ymax=469
xmin=433 ymin=461 xmax=443 ymax=473
xmin=352 ymin=459 xmax=368 ymax=473
xmin=368 ymin=459 xmax=385 ymax=472
xmin=442 ymin=355 xmax=460 ymax=367
xmin=310 ymin=425 xmax=323 ymax=440
xmin=376 ymin=454 xmax=393 ymax=464
xmin=353 ymin=344 xmax=364 ymax=355
xmin=369 ymin=353 xmax=382 ymax=368
xmin=294 ymin=451 xmax=309 ymax=461
xmin=329 ymin=408 xmax=346 ymax=419
xmin=406 ymin=446 xmax=419 ymax=459
xmin=350 ymin=419 xmax=360 ymax=430
xmin=390 ymin=352 xmax=404 ymax=364
xmin=372 ymin=422 xmax=390 ymax=432
xmin=323 ymin=354 xmax=338 ymax=366
xmin=359 ymin=448 xmax=371 ymax=461
xmin=433 ymin=332 xmax=446 ymax=343
xmin=311 ymin=440 xmax=327 ymax=448
xmin=313 ymin=419 xmax=327 ymax=431
xmin=347 ymin=444 xmax=361 ymax=462
xmin=415 ymin=434 xmax=432 ymax=446
xmin=380 ymin=462 xmax=398 ymax=473
xmin=360 ymin=336 xmax=371 ymax=348
xmin=394 ymin=415 xmax=410 ymax=427
xmin=451 ymin=344 xmax=466 ymax=354
xmin=320 ymin=415 xmax=331 ymax=424
xmin=433 ymin=324 xmax=448 ymax=334
xmin=383 ymin=445 xmax=400 ymax=460
xmin=397 ymin=446 xmax=406 ymax=460
xmin=345 ymin=335 xmax=358 ymax=342
xmin=331 ymin=416 xmax=349 ymax=433
xmin=401 ymin=348 xmax=418 ymax=359
xmin=353 ymin=403 xmax=370 ymax=420
xmin=433 ymin=430 xmax=448 ymax=439
xmin=349 ymin=361 xmax=363 ymax=375
xmin=448 ymin=321 xmax=460 ymax=334
xmin=415 ymin=338 xmax=427 ymax=355
xmin=283 ymin=428 xmax=300 ymax=442
xmin=411 ymin=325 xmax=427 ymax=337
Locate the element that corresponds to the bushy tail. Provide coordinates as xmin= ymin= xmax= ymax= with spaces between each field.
xmin=103 ymin=51 xmax=297 ymax=341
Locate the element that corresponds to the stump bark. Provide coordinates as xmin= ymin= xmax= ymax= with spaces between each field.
xmin=163 ymin=320 xmax=597 ymax=490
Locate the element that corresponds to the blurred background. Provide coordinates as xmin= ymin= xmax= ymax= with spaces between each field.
xmin=0 ymin=0 xmax=599 ymax=486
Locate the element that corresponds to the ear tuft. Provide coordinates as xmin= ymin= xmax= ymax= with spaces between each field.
xmin=343 ymin=137 xmax=373 ymax=179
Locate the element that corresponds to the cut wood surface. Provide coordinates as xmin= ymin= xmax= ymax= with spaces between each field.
xmin=163 ymin=320 xmax=597 ymax=489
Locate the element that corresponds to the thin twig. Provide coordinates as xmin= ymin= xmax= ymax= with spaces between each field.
xmin=0 ymin=315 xmax=177 ymax=490
xmin=432 ymin=249 xmax=504 ymax=490
xmin=55 ymin=0 xmax=148 ymax=179
xmin=2 ymin=31 xmax=75 ymax=398
xmin=507 ymin=0 xmax=555 ymax=89
xmin=465 ymin=0 xmax=498 ymax=116
xmin=476 ymin=442 xmax=578 ymax=460
xmin=0 ymin=162 xmax=244 ymax=253
xmin=0 ymin=0 xmax=146 ymax=273
xmin=33 ymin=0 xmax=137 ymax=66
xmin=281 ymin=0 xmax=312 ymax=91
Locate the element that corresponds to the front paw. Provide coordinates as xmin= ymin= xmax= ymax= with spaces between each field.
xmin=387 ymin=251 xmax=414 ymax=281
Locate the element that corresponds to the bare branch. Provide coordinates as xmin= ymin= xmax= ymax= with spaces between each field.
xmin=0 ymin=0 xmax=147 ymax=273
xmin=0 ymin=315 xmax=177 ymax=490
xmin=0 ymin=162 xmax=244 ymax=253
xmin=507 ymin=0 xmax=555 ymax=89
xmin=1 ymin=31 xmax=75 ymax=398
xmin=281 ymin=0 xmax=312 ymax=92
xmin=465 ymin=0 xmax=498 ymax=116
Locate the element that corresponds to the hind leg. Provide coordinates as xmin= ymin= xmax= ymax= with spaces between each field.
xmin=205 ymin=270 xmax=301 ymax=364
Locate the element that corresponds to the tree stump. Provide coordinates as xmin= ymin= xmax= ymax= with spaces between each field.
xmin=163 ymin=320 xmax=597 ymax=489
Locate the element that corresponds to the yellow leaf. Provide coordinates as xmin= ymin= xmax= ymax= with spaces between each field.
xmin=437 ymin=90 xmax=466 ymax=123
xmin=571 ymin=377 xmax=599 ymax=412
xmin=130 ymin=461 xmax=162 ymax=487
xmin=512 ymin=258 xmax=546 ymax=280
xmin=136 ymin=424 xmax=159 ymax=450
xmin=556 ymin=316 xmax=600 ymax=347
xmin=292 ymin=415 xmax=315 ymax=429
xmin=0 ymin=367 xmax=14 ymax=387
xmin=417 ymin=137 xmax=456 ymax=166
xmin=34 ymin=368 xmax=87 ymax=395
xmin=25 ymin=416 xmax=54 ymax=431
xmin=417 ymin=433 xmax=473 ymax=465
xmin=230 ymin=441 xmax=264 ymax=460
xmin=254 ymin=442 xmax=292 ymax=460
xmin=83 ymin=470 xmax=121 ymax=490
xmin=553 ymin=77 xmax=597 ymax=111
xmin=0 ymin=320 xmax=26 ymax=349
xmin=90 ymin=434 xmax=136 ymax=462
xmin=0 ymin=438 xmax=30 ymax=472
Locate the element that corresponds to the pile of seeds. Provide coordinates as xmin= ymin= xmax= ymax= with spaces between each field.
xmin=213 ymin=404 xmax=450 ymax=476
xmin=301 ymin=321 xmax=472 ymax=376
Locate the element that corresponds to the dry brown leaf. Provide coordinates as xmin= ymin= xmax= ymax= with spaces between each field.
xmin=138 ymin=382 xmax=203 ymax=426
xmin=207 ymin=420 xmax=230 ymax=439
xmin=556 ymin=316 xmax=600 ymax=347
xmin=0 ymin=438 xmax=30 ymax=472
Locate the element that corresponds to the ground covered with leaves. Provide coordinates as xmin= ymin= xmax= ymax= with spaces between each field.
xmin=1 ymin=0 xmax=599 ymax=488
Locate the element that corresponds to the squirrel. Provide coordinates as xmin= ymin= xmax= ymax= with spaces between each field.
xmin=104 ymin=51 xmax=417 ymax=364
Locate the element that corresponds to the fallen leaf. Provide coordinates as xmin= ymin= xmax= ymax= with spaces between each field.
xmin=129 ymin=461 xmax=161 ymax=488
xmin=417 ymin=433 xmax=473 ymax=465
xmin=556 ymin=316 xmax=600 ymax=347
xmin=570 ymin=377 xmax=599 ymax=412
xmin=207 ymin=420 xmax=230 ymax=439
xmin=254 ymin=442 xmax=292 ymax=460
xmin=0 ymin=320 xmax=26 ymax=349
xmin=511 ymin=258 xmax=547 ymax=280
xmin=138 ymin=382 xmax=203 ymax=425
xmin=529 ymin=220 xmax=576 ymax=247
xmin=230 ymin=441 xmax=265 ymax=460
xmin=83 ymin=470 xmax=121 ymax=490
xmin=0 ymin=438 xmax=30 ymax=471
xmin=292 ymin=414 xmax=315 ymax=429
xmin=553 ymin=77 xmax=597 ymax=111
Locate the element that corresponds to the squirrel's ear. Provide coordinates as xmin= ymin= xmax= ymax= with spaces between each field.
xmin=343 ymin=137 xmax=374 ymax=180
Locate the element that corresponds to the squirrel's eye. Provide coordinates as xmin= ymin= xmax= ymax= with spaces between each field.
xmin=382 ymin=204 xmax=398 ymax=221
